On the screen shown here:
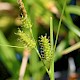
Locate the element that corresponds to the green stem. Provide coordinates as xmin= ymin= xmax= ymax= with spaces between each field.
xmin=54 ymin=0 xmax=67 ymax=51
xmin=49 ymin=61 xmax=54 ymax=80
xmin=49 ymin=17 xmax=54 ymax=80
xmin=0 ymin=44 xmax=25 ymax=48
xmin=62 ymin=42 xmax=80 ymax=55
xmin=50 ymin=17 xmax=54 ymax=49
xmin=35 ymin=48 xmax=49 ymax=74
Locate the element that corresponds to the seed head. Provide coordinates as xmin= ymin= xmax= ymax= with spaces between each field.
xmin=21 ymin=15 xmax=32 ymax=28
xmin=17 ymin=29 xmax=36 ymax=50
xmin=39 ymin=35 xmax=53 ymax=68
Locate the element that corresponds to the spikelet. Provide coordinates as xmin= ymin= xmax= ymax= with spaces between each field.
xmin=18 ymin=0 xmax=27 ymax=17
xmin=39 ymin=35 xmax=53 ymax=68
xmin=21 ymin=15 xmax=32 ymax=28
xmin=18 ymin=0 xmax=32 ymax=29
xmin=16 ymin=29 xmax=36 ymax=50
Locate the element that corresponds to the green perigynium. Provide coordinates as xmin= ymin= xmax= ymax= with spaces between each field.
xmin=17 ymin=29 xmax=36 ymax=50
xmin=21 ymin=15 xmax=32 ymax=28
xmin=39 ymin=35 xmax=53 ymax=68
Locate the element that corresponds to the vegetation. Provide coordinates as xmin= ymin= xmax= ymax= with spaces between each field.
xmin=0 ymin=0 xmax=80 ymax=80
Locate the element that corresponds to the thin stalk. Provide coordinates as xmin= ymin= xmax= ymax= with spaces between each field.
xmin=50 ymin=17 xmax=54 ymax=49
xmin=35 ymin=48 xmax=49 ymax=74
xmin=54 ymin=42 xmax=80 ymax=62
xmin=19 ymin=56 xmax=28 ymax=80
xmin=19 ymin=49 xmax=30 ymax=80
xmin=62 ymin=42 xmax=80 ymax=55
xmin=54 ymin=0 xmax=67 ymax=51
xmin=0 ymin=44 xmax=25 ymax=48
xmin=49 ymin=17 xmax=54 ymax=80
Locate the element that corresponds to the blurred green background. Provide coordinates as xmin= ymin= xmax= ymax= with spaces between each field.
xmin=0 ymin=0 xmax=80 ymax=80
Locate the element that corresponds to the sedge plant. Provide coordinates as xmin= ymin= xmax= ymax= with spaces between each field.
xmin=0 ymin=0 xmax=80 ymax=80
xmin=16 ymin=0 xmax=67 ymax=80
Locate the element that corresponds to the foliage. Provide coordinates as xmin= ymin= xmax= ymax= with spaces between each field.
xmin=0 ymin=0 xmax=80 ymax=80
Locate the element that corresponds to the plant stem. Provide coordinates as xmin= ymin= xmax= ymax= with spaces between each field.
xmin=54 ymin=42 xmax=80 ymax=62
xmin=0 ymin=44 xmax=25 ymax=48
xmin=35 ymin=48 xmax=49 ymax=74
xmin=49 ymin=61 xmax=54 ymax=80
xmin=49 ymin=17 xmax=54 ymax=80
xmin=54 ymin=0 xmax=67 ymax=51
xmin=19 ymin=49 xmax=30 ymax=80
xmin=62 ymin=42 xmax=80 ymax=55
xmin=50 ymin=17 xmax=54 ymax=49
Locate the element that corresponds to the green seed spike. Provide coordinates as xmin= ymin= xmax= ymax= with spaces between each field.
xmin=21 ymin=15 xmax=32 ymax=28
xmin=39 ymin=35 xmax=53 ymax=68
xmin=16 ymin=29 xmax=36 ymax=50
